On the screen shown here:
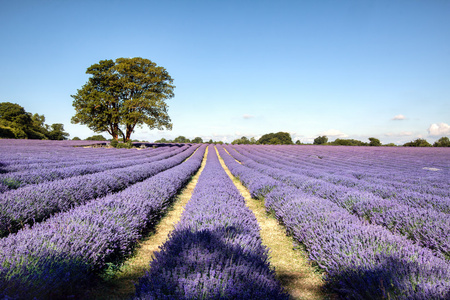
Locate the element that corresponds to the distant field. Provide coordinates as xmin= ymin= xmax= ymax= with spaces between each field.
xmin=0 ymin=140 xmax=449 ymax=299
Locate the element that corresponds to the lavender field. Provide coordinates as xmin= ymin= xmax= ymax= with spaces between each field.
xmin=0 ymin=139 xmax=449 ymax=299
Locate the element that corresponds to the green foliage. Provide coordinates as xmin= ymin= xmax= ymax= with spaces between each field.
xmin=86 ymin=135 xmax=107 ymax=141
xmin=71 ymin=57 xmax=174 ymax=142
xmin=313 ymin=136 xmax=328 ymax=145
xmin=110 ymin=139 xmax=119 ymax=147
xmin=368 ymin=137 xmax=381 ymax=146
xmin=330 ymin=139 xmax=368 ymax=146
xmin=403 ymin=138 xmax=432 ymax=147
xmin=0 ymin=125 xmax=16 ymax=138
xmin=232 ymin=136 xmax=251 ymax=145
xmin=258 ymin=132 xmax=293 ymax=145
xmin=47 ymin=123 xmax=70 ymax=140
xmin=155 ymin=137 xmax=170 ymax=143
xmin=0 ymin=102 xmax=69 ymax=140
xmin=115 ymin=141 xmax=133 ymax=149
xmin=72 ymin=137 xmax=81 ymax=140
xmin=295 ymin=140 xmax=302 ymax=145
xmin=191 ymin=137 xmax=203 ymax=143
xmin=206 ymin=139 xmax=223 ymax=144
xmin=433 ymin=136 xmax=450 ymax=147
xmin=173 ymin=136 xmax=190 ymax=143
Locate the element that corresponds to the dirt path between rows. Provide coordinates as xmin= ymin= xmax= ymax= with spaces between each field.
xmin=216 ymin=146 xmax=329 ymax=300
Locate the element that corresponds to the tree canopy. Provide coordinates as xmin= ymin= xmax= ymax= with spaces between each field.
xmin=403 ymin=138 xmax=432 ymax=147
xmin=0 ymin=102 xmax=69 ymax=140
xmin=368 ymin=137 xmax=382 ymax=146
xmin=258 ymin=132 xmax=293 ymax=145
xmin=85 ymin=135 xmax=108 ymax=141
xmin=191 ymin=137 xmax=203 ymax=143
xmin=71 ymin=57 xmax=174 ymax=142
xmin=433 ymin=137 xmax=450 ymax=147
xmin=330 ymin=139 xmax=368 ymax=146
xmin=313 ymin=136 xmax=328 ymax=145
xmin=173 ymin=136 xmax=190 ymax=143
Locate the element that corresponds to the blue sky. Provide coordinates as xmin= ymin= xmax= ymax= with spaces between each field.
xmin=1 ymin=0 xmax=449 ymax=144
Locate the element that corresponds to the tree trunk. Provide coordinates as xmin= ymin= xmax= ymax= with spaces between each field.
xmin=109 ymin=123 xmax=120 ymax=141
xmin=125 ymin=123 xmax=136 ymax=142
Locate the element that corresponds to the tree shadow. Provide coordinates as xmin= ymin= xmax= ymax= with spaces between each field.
xmin=135 ymin=226 xmax=289 ymax=299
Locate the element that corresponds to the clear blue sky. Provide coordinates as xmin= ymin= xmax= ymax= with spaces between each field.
xmin=1 ymin=0 xmax=449 ymax=144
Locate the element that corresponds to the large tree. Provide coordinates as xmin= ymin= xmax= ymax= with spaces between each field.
xmin=71 ymin=57 xmax=174 ymax=142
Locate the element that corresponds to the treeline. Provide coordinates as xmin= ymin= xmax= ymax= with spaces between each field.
xmin=312 ymin=136 xmax=449 ymax=147
xmin=232 ymin=132 xmax=296 ymax=145
xmin=0 ymin=102 xmax=69 ymax=140
xmin=231 ymin=132 xmax=449 ymax=147
xmin=154 ymin=136 xmax=227 ymax=144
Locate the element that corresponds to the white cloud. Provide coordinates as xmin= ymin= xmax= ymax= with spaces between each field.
xmin=243 ymin=114 xmax=254 ymax=119
xmin=428 ymin=123 xmax=450 ymax=136
xmin=392 ymin=114 xmax=406 ymax=120
xmin=319 ymin=129 xmax=348 ymax=138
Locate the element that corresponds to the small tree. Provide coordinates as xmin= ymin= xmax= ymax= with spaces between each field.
xmin=155 ymin=137 xmax=170 ymax=143
xmin=232 ymin=136 xmax=251 ymax=145
xmin=173 ymin=136 xmax=190 ymax=143
xmin=314 ymin=136 xmax=328 ymax=145
xmin=86 ymin=135 xmax=107 ymax=141
xmin=258 ymin=132 xmax=293 ymax=145
xmin=433 ymin=137 xmax=450 ymax=147
xmin=403 ymin=138 xmax=432 ymax=147
xmin=368 ymin=137 xmax=381 ymax=146
xmin=191 ymin=137 xmax=203 ymax=143
xmin=47 ymin=123 xmax=69 ymax=140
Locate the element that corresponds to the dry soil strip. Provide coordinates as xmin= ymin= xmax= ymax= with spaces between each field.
xmin=87 ymin=147 xmax=209 ymax=300
xmin=216 ymin=146 xmax=330 ymax=300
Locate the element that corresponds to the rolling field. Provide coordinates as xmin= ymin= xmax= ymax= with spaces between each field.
xmin=0 ymin=139 xmax=449 ymax=299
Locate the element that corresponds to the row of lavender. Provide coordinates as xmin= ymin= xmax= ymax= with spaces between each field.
xmin=237 ymin=145 xmax=445 ymax=198
xmin=0 ymin=139 xmax=108 ymax=167
xmin=0 ymin=144 xmax=198 ymax=237
xmin=224 ymin=145 xmax=450 ymax=259
xmin=0 ymin=144 xmax=207 ymax=299
xmin=134 ymin=146 xmax=288 ymax=299
xmin=241 ymin=145 xmax=450 ymax=202
xmin=217 ymin=145 xmax=450 ymax=299
xmin=0 ymin=145 xmax=175 ymax=190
